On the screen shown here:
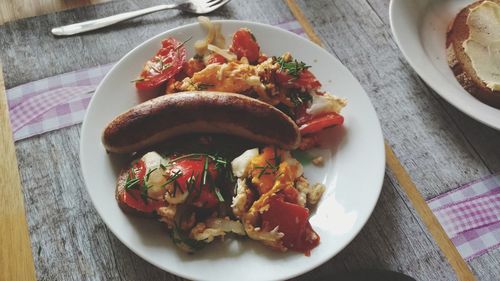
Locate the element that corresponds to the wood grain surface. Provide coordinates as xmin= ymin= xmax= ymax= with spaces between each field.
xmin=0 ymin=64 xmax=36 ymax=281
xmin=286 ymin=2 xmax=475 ymax=280
xmin=293 ymin=1 xmax=500 ymax=280
xmin=0 ymin=0 xmax=499 ymax=280
xmin=0 ymin=0 xmax=108 ymax=24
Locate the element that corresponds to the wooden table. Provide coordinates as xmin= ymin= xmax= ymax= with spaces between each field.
xmin=0 ymin=0 xmax=498 ymax=280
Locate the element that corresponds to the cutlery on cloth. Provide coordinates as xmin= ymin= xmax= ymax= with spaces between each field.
xmin=51 ymin=0 xmax=231 ymax=36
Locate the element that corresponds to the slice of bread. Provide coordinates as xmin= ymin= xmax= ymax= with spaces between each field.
xmin=447 ymin=0 xmax=500 ymax=109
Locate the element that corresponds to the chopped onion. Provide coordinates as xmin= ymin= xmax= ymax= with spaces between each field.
xmin=196 ymin=16 xmax=226 ymax=55
xmin=207 ymin=44 xmax=237 ymax=61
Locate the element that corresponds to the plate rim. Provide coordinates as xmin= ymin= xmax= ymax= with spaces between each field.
xmin=80 ymin=19 xmax=385 ymax=281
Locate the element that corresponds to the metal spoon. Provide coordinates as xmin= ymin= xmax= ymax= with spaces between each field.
xmin=51 ymin=0 xmax=231 ymax=36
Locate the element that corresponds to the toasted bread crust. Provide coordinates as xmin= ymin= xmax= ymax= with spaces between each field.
xmin=102 ymin=91 xmax=301 ymax=153
xmin=447 ymin=0 xmax=500 ymax=109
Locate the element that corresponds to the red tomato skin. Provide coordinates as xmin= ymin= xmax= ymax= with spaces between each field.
xmin=261 ymin=196 xmax=320 ymax=254
xmin=122 ymin=190 xmax=165 ymax=213
xmin=172 ymin=157 xmax=220 ymax=208
xmin=182 ymin=59 xmax=205 ymax=78
xmin=257 ymin=54 xmax=269 ymax=64
xmin=206 ymin=53 xmax=227 ymax=64
xmin=135 ymin=38 xmax=187 ymax=90
xmin=299 ymin=113 xmax=344 ymax=135
xmin=229 ymin=28 xmax=260 ymax=64
xmin=275 ymin=69 xmax=321 ymax=91
xmin=296 ymin=70 xmax=321 ymax=90
xmin=123 ymin=160 xmax=165 ymax=213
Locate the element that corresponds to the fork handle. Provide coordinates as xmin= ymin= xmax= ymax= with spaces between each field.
xmin=51 ymin=4 xmax=176 ymax=36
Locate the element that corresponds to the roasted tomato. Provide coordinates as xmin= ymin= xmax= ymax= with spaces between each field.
xmin=173 ymin=156 xmax=221 ymax=209
xmin=122 ymin=160 xmax=165 ymax=213
xmin=135 ymin=38 xmax=187 ymax=90
xmin=295 ymin=105 xmax=344 ymax=135
xmin=299 ymin=112 xmax=344 ymax=135
xmin=182 ymin=58 xmax=206 ymax=78
xmin=229 ymin=28 xmax=260 ymax=64
xmin=276 ymin=69 xmax=321 ymax=91
xmin=261 ymin=196 xmax=320 ymax=255
xmin=206 ymin=53 xmax=227 ymax=64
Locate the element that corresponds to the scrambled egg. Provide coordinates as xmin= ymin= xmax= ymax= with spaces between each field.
xmin=230 ymin=147 xmax=325 ymax=251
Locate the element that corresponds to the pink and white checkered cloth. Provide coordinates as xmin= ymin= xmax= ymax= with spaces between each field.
xmin=6 ymin=63 xmax=114 ymax=140
xmin=6 ymin=20 xmax=306 ymax=141
xmin=428 ymin=173 xmax=500 ymax=260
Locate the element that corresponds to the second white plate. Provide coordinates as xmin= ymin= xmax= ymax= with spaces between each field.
xmin=390 ymin=0 xmax=500 ymax=130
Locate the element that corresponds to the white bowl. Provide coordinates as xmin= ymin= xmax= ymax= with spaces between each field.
xmin=390 ymin=0 xmax=500 ymax=130
xmin=80 ymin=20 xmax=385 ymax=281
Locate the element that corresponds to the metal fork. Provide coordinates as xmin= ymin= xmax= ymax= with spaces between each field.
xmin=51 ymin=0 xmax=231 ymax=36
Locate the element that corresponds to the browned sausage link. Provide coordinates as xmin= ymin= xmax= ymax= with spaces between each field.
xmin=102 ymin=91 xmax=301 ymax=153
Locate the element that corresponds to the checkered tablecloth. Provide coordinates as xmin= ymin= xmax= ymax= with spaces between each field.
xmin=428 ymin=173 xmax=500 ymax=260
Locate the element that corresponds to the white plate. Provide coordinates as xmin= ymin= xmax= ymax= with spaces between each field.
xmin=390 ymin=0 xmax=500 ymax=130
xmin=80 ymin=20 xmax=385 ymax=281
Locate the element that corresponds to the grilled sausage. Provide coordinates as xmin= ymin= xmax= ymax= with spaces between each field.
xmin=102 ymin=91 xmax=301 ymax=153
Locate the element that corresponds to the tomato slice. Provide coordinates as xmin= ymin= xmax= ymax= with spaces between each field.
xmin=276 ymin=69 xmax=321 ymax=91
xmin=206 ymin=53 xmax=227 ymax=64
xmin=172 ymin=156 xmax=220 ymax=208
xmin=123 ymin=160 xmax=165 ymax=213
xmin=122 ymin=190 xmax=165 ymax=213
xmin=229 ymin=28 xmax=260 ymax=64
xmin=261 ymin=196 xmax=320 ymax=254
xmin=135 ymin=38 xmax=187 ymax=90
xmin=295 ymin=70 xmax=321 ymax=90
xmin=299 ymin=112 xmax=344 ymax=135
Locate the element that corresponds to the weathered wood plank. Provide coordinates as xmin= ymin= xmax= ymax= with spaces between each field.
xmin=0 ymin=0 xmax=109 ymax=24
xmin=366 ymin=0 xmax=390 ymax=26
xmin=294 ymin=0 xmax=499 ymax=280
xmin=0 ymin=64 xmax=37 ymax=281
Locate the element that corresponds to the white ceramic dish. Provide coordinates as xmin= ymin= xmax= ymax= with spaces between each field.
xmin=80 ymin=20 xmax=385 ymax=281
xmin=390 ymin=0 xmax=500 ymax=130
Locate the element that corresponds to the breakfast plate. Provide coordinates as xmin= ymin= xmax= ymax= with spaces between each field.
xmin=390 ymin=0 xmax=500 ymax=130
xmin=80 ymin=20 xmax=384 ymax=281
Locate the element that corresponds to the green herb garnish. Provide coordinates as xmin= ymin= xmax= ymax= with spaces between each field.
xmin=196 ymin=83 xmax=214 ymax=90
xmin=202 ymin=156 xmax=209 ymax=185
xmin=162 ymin=169 xmax=183 ymax=189
xmin=174 ymin=36 xmax=193 ymax=51
xmin=289 ymin=90 xmax=313 ymax=107
xmin=124 ymin=177 xmax=140 ymax=191
xmin=145 ymin=167 xmax=158 ymax=182
xmin=214 ymin=187 xmax=225 ymax=202
xmin=276 ymin=56 xmax=310 ymax=78
xmin=130 ymin=77 xmax=145 ymax=83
